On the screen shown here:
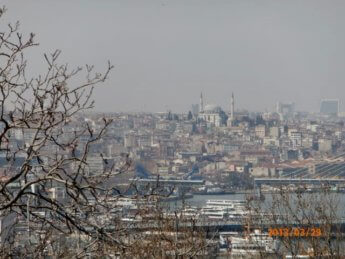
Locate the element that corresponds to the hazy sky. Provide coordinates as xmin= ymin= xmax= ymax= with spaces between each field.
xmin=3 ymin=0 xmax=345 ymax=113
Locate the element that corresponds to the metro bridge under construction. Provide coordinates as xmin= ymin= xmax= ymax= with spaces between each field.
xmin=253 ymin=152 xmax=345 ymax=190
xmin=254 ymin=178 xmax=345 ymax=188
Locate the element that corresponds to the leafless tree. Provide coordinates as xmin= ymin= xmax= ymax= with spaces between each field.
xmin=0 ymin=8 xmax=213 ymax=258
xmin=102 ymin=201 xmax=215 ymax=258
xmin=0 ymin=6 xmax=141 ymax=257
xmin=247 ymin=184 xmax=345 ymax=258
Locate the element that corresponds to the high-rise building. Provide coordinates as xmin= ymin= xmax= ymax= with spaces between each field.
xmin=276 ymin=102 xmax=295 ymax=119
xmin=320 ymin=99 xmax=339 ymax=116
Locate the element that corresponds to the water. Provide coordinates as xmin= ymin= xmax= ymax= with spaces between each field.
xmin=184 ymin=194 xmax=246 ymax=207
xmin=166 ymin=194 xmax=245 ymax=210
xmin=167 ymin=193 xmax=345 ymax=257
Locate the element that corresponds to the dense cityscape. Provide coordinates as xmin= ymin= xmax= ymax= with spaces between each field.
xmin=2 ymin=1 xmax=345 ymax=258
xmin=78 ymin=94 xmax=345 ymax=192
xmin=2 ymin=91 xmax=345 ymax=257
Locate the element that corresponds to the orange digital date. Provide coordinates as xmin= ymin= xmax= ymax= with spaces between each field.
xmin=268 ymin=227 xmax=322 ymax=237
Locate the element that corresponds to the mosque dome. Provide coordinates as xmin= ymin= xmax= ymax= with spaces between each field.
xmin=204 ymin=104 xmax=222 ymax=113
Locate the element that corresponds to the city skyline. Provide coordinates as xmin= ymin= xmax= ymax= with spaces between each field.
xmin=3 ymin=2 xmax=345 ymax=257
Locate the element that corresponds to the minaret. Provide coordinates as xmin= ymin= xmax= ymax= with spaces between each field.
xmin=199 ymin=92 xmax=204 ymax=113
xmin=231 ymin=92 xmax=234 ymax=121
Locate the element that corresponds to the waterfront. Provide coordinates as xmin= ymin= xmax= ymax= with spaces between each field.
xmin=179 ymin=194 xmax=246 ymax=207
xmin=169 ymin=192 xmax=345 ymax=218
xmin=168 ymin=192 xmax=345 ymax=257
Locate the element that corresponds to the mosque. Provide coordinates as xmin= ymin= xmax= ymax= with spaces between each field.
xmin=197 ymin=92 xmax=235 ymax=127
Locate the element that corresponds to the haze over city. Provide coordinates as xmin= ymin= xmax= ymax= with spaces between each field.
xmin=4 ymin=2 xmax=345 ymax=257
xmin=3 ymin=0 xmax=345 ymax=113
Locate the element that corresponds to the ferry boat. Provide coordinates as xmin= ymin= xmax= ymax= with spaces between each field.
xmin=206 ymin=200 xmax=246 ymax=207
xmin=200 ymin=200 xmax=248 ymax=221
xmin=178 ymin=199 xmax=252 ymax=221
xmin=219 ymin=229 xmax=277 ymax=257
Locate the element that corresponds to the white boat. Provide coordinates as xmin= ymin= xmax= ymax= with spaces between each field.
xmin=179 ymin=200 xmax=250 ymax=221
xmin=180 ymin=206 xmax=200 ymax=218
xmin=200 ymin=200 xmax=248 ymax=221
xmin=219 ymin=229 xmax=277 ymax=257
xmin=201 ymin=207 xmax=227 ymax=220
xmin=206 ymin=200 xmax=246 ymax=207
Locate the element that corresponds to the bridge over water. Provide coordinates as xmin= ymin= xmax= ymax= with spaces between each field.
xmin=129 ymin=178 xmax=204 ymax=196
xmin=132 ymin=178 xmax=205 ymax=187
xmin=254 ymin=178 xmax=345 ymax=187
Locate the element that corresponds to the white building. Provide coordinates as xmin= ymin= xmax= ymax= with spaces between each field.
xmin=318 ymin=139 xmax=333 ymax=153
xmin=255 ymin=125 xmax=267 ymax=138
xmin=197 ymin=93 xmax=228 ymax=127
xmin=198 ymin=104 xmax=227 ymax=127
xmin=289 ymin=130 xmax=302 ymax=149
